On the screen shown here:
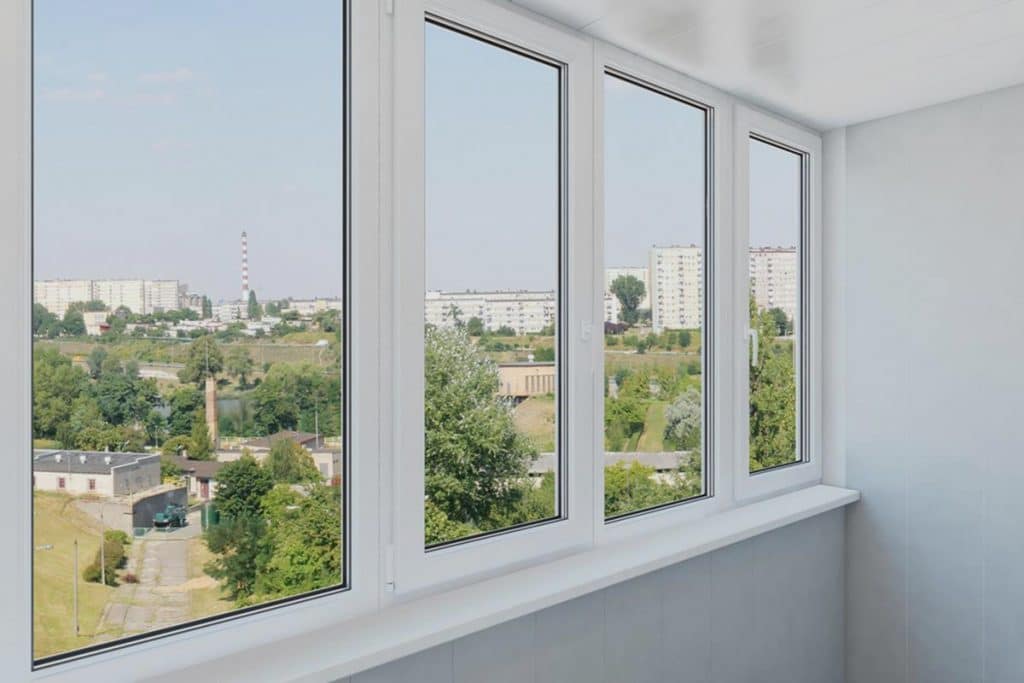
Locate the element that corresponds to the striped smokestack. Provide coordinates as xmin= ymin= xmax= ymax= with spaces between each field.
xmin=241 ymin=231 xmax=250 ymax=302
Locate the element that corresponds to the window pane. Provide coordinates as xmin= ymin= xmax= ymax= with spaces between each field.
xmin=32 ymin=1 xmax=346 ymax=662
xmin=424 ymin=22 xmax=561 ymax=546
xmin=603 ymin=73 xmax=707 ymax=519
xmin=748 ymin=137 xmax=802 ymax=472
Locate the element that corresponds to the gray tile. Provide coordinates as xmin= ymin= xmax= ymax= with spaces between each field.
xmin=534 ymin=592 xmax=605 ymax=683
xmin=906 ymin=456 xmax=983 ymax=683
xmin=353 ymin=643 xmax=453 ymax=683
xmin=603 ymin=570 xmax=663 ymax=683
xmin=708 ymin=538 xmax=757 ymax=683
xmin=658 ymin=555 xmax=711 ymax=683
xmin=845 ymin=451 xmax=908 ymax=683
xmin=453 ymin=615 xmax=534 ymax=683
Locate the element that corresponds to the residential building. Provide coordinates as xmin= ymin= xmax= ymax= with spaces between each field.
xmin=749 ymin=246 xmax=798 ymax=323
xmin=33 ymin=279 xmax=92 ymax=318
xmin=425 ymin=290 xmax=556 ymax=335
xmin=34 ymin=278 xmax=183 ymax=316
xmin=649 ymin=245 xmax=703 ymax=332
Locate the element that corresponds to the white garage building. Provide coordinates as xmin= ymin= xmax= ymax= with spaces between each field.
xmin=32 ymin=450 xmax=161 ymax=498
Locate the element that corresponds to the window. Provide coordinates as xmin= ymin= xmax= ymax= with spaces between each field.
xmin=747 ymin=137 xmax=803 ymax=473
xmin=32 ymin=0 xmax=349 ymax=665
xmin=602 ymin=71 xmax=709 ymax=519
xmin=734 ymin=106 xmax=821 ymax=500
xmin=422 ymin=19 xmax=563 ymax=546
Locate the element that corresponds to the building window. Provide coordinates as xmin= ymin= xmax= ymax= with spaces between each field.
xmin=32 ymin=0 xmax=349 ymax=665
xmin=422 ymin=19 xmax=563 ymax=547
xmin=602 ymin=72 xmax=710 ymax=519
xmin=747 ymin=136 xmax=804 ymax=472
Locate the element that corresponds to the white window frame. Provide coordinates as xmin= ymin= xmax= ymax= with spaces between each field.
xmin=733 ymin=106 xmax=823 ymax=502
xmin=389 ymin=0 xmax=595 ymax=596
xmin=0 ymin=1 xmax=382 ymax=679
xmin=592 ymin=42 xmax=733 ymax=543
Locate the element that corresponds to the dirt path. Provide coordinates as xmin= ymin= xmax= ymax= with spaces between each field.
xmin=96 ymin=535 xmax=192 ymax=640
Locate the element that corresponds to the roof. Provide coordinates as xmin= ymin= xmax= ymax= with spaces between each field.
xmin=163 ymin=454 xmax=227 ymax=480
xmin=529 ymin=451 xmax=691 ymax=474
xmin=33 ymin=450 xmax=159 ymax=475
xmin=242 ymin=430 xmax=322 ymax=450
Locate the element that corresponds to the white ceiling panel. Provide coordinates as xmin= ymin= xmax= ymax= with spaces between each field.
xmin=510 ymin=0 xmax=1024 ymax=129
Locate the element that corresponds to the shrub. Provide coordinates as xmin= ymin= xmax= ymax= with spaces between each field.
xmin=104 ymin=529 xmax=130 ymax=546
xmin=83 ymin=537 xmax=127 ymax=586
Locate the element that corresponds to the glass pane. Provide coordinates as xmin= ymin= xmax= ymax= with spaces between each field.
xmin=424 ymin=22 xmax=561 ymax=546
xmin=748 ymin=137 xmax=802 ymax=472
xmin=603 ymin=73 xmax=707 ymax=519
xmin=32 ymin=1 xmax=346 ymax=662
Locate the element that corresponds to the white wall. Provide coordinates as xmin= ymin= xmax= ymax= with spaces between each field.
xmin=839 ymin=82 xmax=1024 ymax=682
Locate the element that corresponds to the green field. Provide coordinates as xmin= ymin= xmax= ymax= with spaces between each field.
xmin=636 ymin=402 xmax=669 ymax=452
xmin=33 ymin=492 xmax=114 ymax=660
xmin=513 ymin=395 xmax=557 ymax=452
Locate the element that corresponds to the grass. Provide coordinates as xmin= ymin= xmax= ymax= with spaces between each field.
xmin=513 ymin=395 xmax=557 ymax=452
xmin=32 ymin=492 xmax=115 ymax=660
xmin=186 ymin=537 xmax=233 ymax=621
xmin=636 ymin=402 xmax=669 ymax=452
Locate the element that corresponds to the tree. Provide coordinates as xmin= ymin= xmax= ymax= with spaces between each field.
xmin=424 ymin=326 xmax=536 ymax=534
xmin=251 ymin=362 xmax=341 ymax=437
xmin=62 ymin=309 xmax=86 ymax=337
xmin=166 ymin=385 xmax=203 ymax=436
xmin=610 ymin=275 xmax=646 ymax=325
xmin=214 ymin=455 xmax=274 ymax=519
xmin=178 ymin=334 xmax=224 ymax=386
xmin=201 ymin=296 xmax=213 ymax=319
xmin=32 ymin=303 xmax=59 ymax=337
xmin=749 ymin=296 xmax=797 ymax=471
xmin=189 ymin=410 xmax=214 ymax=460
xmin=247 ymin=290 xmax=262 ymax=321
xmin=678 ymin=330 xmax=692 ymax=348
xmin=466 ymin=317 xmax=484 ymax=336
xmin=664 ymin=389 xmax=702 ymax=450
xmin=494 ymin=325 xmax=516 ymax=337
xmin=33 ymin=347 xmax=90 ymax=439
xmin=205 ymin=514 xmax=268 ymax=603
xmin=225 ymin=347 xmax=255 ymax=388
xmin=263 ymin=440 xmax=321 ymax=484
xmin=86 ymin=347 xmax=108 ymax=379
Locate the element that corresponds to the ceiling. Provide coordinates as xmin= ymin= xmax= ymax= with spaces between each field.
xmin=510 ymin=0 xmax=1024 ymax=130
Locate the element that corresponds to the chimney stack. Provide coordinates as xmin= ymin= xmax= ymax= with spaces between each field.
xmin=241 ymin=230 xmax=250 ymax=303
xmin=205 ymin=375 xmax=219 ymax=449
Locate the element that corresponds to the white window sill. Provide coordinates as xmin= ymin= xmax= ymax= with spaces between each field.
xmin=148 ymin=484 xmax=858 ymax=683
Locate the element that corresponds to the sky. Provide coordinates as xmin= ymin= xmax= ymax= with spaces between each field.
xmin=34 ymin=3 xmax=798 ymax=301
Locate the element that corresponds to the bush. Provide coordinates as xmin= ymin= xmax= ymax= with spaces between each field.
xmin=83 ymin=538 xmax=127 ymax=586
xmin=104 ymin=529 xmax=130 ymax=546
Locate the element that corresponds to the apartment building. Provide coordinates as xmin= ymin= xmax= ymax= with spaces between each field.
xmin=649 ymin=245 xmax=703 ymax=332
xmin=425 ymin=290 xmax=556 ymax=335
xmin=749 ymin=247 xmax=798 ymax=323
xmin=34 ymin=278 xmax=182 ymax=316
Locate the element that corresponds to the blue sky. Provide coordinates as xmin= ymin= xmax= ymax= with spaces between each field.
xmin=34 ymin=4 xmax=797 ymax=301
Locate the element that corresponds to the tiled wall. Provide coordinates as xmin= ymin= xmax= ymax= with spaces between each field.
xmin=337 ymin=510 xmax=844 ymax=683
xmin=843 ymin=82 xmax=1024 ymax=683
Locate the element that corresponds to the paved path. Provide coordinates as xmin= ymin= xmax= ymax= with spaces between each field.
xmin=96 ymin=517 xmax=201 ymax=640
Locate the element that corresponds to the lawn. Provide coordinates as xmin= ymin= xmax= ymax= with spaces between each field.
xmin=33 ymin=492 xmax=115 ymax=660
xmin=513 ymin=395 xmax=557 ymax=452
xmin=186 ymin=537 xmax=233 ymax=621
xmin=636 ymin=401 xmax=669 ymax=452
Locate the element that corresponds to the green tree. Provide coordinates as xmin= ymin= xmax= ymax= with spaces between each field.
xmin=225 ymin=347 xmax=255 ymax=388
xmin=610 ymin=275 xmax=646 ymax=325
xmin=604 ymin=462 xmax=686 ymax=517
xmin=205 ymin=514 xmax=268 ymax=603
xmin=678 ymin=329 xmax=692 ymax=348
xmin=466 ymin=317 xmax=485 ymax=336
xmin=32 ymin=303 xmax=59 ymax=337
xmin=425 ymin=500 xmax=477 ymax=546
xmin=86 ymin=347 xmax=108 ymax=379
xmin=263 ymin=440 xmax=321 ymax=484
xmin=749 ymin=296 xmax=797 ymax=471
xmin=62 ymin=309 xmax=86 ymax=337
xmin=189 ymin=410 xmax=214 ymax=460
xmin=251 ymin=362 xmax=340 ymax=437
xmin=166 ymin=385 xmax=203 ymax=436
xmin=178 ymin=334 xmax=224 ymax=386
xmin=424 ymin=326 xmax=536 ymax=534
xmin=32 ymin=347 xmax=90 ymax=439
xmin=201 ymin=296 xmax=213 ymax=319
xmin=215 ymin=455 xmax=274 ymax=519
xmin=247 ymin=290 xmax=262 ymax=321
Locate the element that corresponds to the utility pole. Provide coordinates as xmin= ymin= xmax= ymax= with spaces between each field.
xmin=73 ymin=539 xmax=80 ymax=637
xmin=99 ymin=505 xmax=106 ymax=586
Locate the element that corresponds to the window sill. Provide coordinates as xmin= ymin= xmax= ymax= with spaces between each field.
xmin=149 ymin=484 xmax=858 ymax=683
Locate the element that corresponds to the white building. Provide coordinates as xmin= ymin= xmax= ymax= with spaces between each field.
xmin=34 ymin=278 xmax=183 ymax=316
xmin=33 ymin=279 xmax=93 ymax=318
xmin=425 ymin=290 xmax=556 ymax=336
xmin=649 ymin=245 xmax=704 ymax=332
xmin=749 ymin=247 xmax=798 ymax=323
xmin=32 ymin=450 xmax=161 ymax=498
xmin=82 ymin=310 xmax=109 ymax=336
xmin=212 ymin=302 xmax=248 ymax=323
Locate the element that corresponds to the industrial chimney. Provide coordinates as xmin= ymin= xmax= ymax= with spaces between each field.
xmin=241 ymin=230 xmax=250 ymax=303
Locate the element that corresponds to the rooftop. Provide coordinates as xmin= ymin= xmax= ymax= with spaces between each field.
xmin=32 ymin=450 xmax=159 ymax=475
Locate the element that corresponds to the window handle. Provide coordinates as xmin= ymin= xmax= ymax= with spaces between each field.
xmin=749 ymin=328 xmax=759 ymax=367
